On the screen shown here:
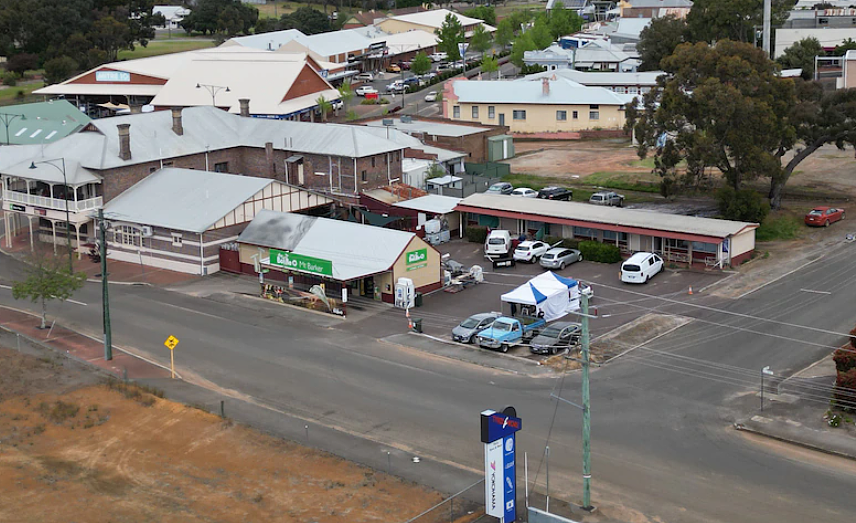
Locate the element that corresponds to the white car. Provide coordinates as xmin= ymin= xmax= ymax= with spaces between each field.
xmin=355 ymin=86 xmax=378 ymax=96
xmin=424 ymin=91 xmax=439 ymax=102
xmin=513 ymin=240 xmax=550 ymax=263
xmin=430 ymin=52 xmax=448 ymax=62
xmin=331 ymin=100 xmax=344 ymax=111
xmin=620 ymin=252 xmax=664 ymax=284
xmin=510 ymin=187 xmax=538 ymax=198
xmin=355 ymin=72 xmax=374 ymax=82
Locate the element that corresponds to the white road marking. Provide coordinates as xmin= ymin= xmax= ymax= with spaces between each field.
xmin=799 ymin=288 xmax=831 ymax=295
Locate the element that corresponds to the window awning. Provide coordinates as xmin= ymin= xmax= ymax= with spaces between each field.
xmin=286 ymin=155 xmax=304 ymax=163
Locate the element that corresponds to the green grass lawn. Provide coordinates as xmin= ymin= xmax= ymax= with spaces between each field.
xmin=501 ymin=171 xmax=657 ymax=203
xmin=0 ymin=82 xmax=43 ymax=106
xmin=118 ymin=39 xmax=216 ymax=60
xmin=755 ymin=212 xmax=804 ymax=242
xmin=257 ymin=1 xmax=314 ymax=18
xmin=585 ymin=171 xmax=661 ymax=193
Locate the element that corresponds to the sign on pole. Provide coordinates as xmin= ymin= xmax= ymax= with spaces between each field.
xmin=481 ymin=409 xmax=522 ymax=523
xmin=164 ymin=335 xmax=179 ymax=379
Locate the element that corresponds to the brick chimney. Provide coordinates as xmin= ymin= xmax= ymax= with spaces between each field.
xmin=171 ymin=107 xmax=183 ymax=136
xmin=542 ymin=78 xmax=550 ymax=96
xmin=265 ymin=141 xmax=275 ymax=177
xmin=117 ymin=124 xmax=131 ymax=161
xmin=239 ymin=98 xmax=250 ymax=117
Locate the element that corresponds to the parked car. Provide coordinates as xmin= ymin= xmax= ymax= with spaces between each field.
xmin=486 ymin=182 xmax=514 ymax=195
xmin=538 ymin=186 xmax=573 ymax=201
xmin=589 ymin=191 xmax=624 ymax=207
xmin=386 ymin=82 xmax=406 ymax=94
xmin=513 ymin=240 xmax=549 ymax=263
xmin=540 ymin=248 xmax=582 ymax=270
xmin=578 ymin=281 xmax=594 ymax=298
xmin=529 ymin=321 xmax=581 ymax=355
xmin=620 ymin=252 xmax=663 ymax=284
xmin=510 ymin=187 xmax=538 ymax=198
xmin=451 ymin=60 xmax=466 ymax=69
xmin=399 ymin=61 xmax=412 ymax=70
xmin=485 ymin=229 xmax=514 ymax=256
xmin=804 ymin=206 xmax=845 ymax=227
xmin=386 ymin=63 xmax=401 ymax=73
xmin=422 ymin=72 xmax=438 ymax=81
xmin=477 ymin=316 xmax=546 ymax=352
xmin=437 ymin=62 xmax=455 ymax=72
xmin=355 ymin=86 xmax=378 ymax=96
xmin=452 ymin=313 xmax=499 ymax=343
xmin=331 ymin=100 xmax=344 ymax=111
xmin=403 ymin=76 xmax=422 ymax=86
xmin=354 ymin=72 xmax=374 ymax=82
xmin=424 ymin=91 xmax=439 ymax=102
xmin=430 ymin=52 xmax=448 ymax=62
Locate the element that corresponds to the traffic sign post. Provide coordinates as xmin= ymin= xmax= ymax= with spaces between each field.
xmin=164 ymin=335 xmax=179 ymax=379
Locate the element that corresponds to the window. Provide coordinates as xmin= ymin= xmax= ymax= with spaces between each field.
xmin=666 ymin=238 xmax=689 ymax=250
xmin=149 ymin=166 xmax=157 ymax=173
xmin=488 ymin=106 xmax=495 ymax=119
xmin=214 ymin=161 xmax=229 ymax=173
xmin=572 ymin=110 xmax=578 ymax=119
xmin=114 ymin=225 xmax=141 ymax=247
xmin=691 ymin=241 xmax=717 ymax=253
xmin=819 ymin=17 xmax=828 ymax=25
xmin=453 ymin=106 xmax=461 ymax=118
xmin=589 ymin=110 xmax=600 ymax=120
xmin=361 ymin=170 xmax=367 ymax=182
xmin=162 ymin=161 xmax=173 ymax=167
xmin=572 ymin=226 xmax=595 ymax=238
xmin=472 ymin=106 xmax=479 ymax=119
xmin=589 ymin=105 xmax=599 ymax=110
xmin=556 ymin=110 xmax=567 ymax=121
xmin=513 ymin=110 xmax=526 ymax=120
xmin=371 ymin=157 xmax=376 ymax=168
xmin=628 ymin=86 xmax=639 ymax=94
xmin=172 ymin=233 xmax=183 ymax=247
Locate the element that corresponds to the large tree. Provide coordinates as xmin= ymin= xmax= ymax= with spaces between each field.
xmin=436 ymin=13 xmax=465 ymax=62
xmin=627 ymin=40 xmax=856 ymax=209
xmin=777 ymin=37 xmax=823 ymax=80
xmin=510 ymin=32 xmax=537 ymax=67
xmin=686 ymin=0 xmax=794 ymax=44
xmin=410 ymin=52 xmax=432 ymax=76
xmin=279 ymin=6 xmax=332 ymax=35
xmin=12 ymin=252 xmax=86 ymax=330
xmin=464 ymin=5 xmax=496 ymax=26
xmin=546 ymin=2 xmax=583 ymax=40
xmin=637 ymin=15 xmax=688 ymax=71
xmin=180 ymin=0 xmax=258 ymax=36
xmin=469 ymin=24 xmax=493 ymax=58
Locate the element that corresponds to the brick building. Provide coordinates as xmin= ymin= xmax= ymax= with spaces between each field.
xmin=0 ymin=106 xmax=408 ymax=254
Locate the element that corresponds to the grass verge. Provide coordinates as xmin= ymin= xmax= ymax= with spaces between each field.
xmin=0 ymin=82 xmax=43 ymax=106
xmin=756 ymin=212 xmax=803 ymax=242
xmin=118 ymin=39 xmax=216 ymax=60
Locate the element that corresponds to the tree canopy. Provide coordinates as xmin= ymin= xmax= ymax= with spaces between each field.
xmin=637 ymin=15 xmax=688 ymax=71
xmin=464 ymin=5 xmax=496 ymax=26
xmin=410 ymin=52 xmax=432 ymax=76
xmin=685 ymin=0 xmax=794 ymax=44
xmin=436 ymin=13 xmax=465 ymax=62
xmin=180 ymin=0 xmax=258 ymax=36
xmin=777 ymin=37 xmax=823 ymax=79
xmin=12 ymin=253 xmax=86 ymax=329
xmin=469 ymin=24 xmax=493 ymax=57
xmin=545 ymin=3 xmax=583 ymax=40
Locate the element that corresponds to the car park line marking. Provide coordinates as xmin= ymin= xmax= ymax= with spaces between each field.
xmin=799 ymin=288 xmax=831 ymax=295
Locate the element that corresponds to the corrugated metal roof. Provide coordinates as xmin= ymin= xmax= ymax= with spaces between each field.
xmin=386 ymin=9 xmax=493 ymax=30
xmin=456 ymin=193 xmax=757 ymax=239
xmin=0 ymin=100 xmax=91 ymax=145
xmin=222 ymin=29 xmax=307 ymax=51
xmin=522 ymin=69 xmax=664 ymax=87
xmin=452 ymin=78 xmax=634 ymax=106
xmin=238 ymin=209 xmax=416 ymax=281
xmin=2 ymin=158 xmax=99 ymax=185
xmin=363 ymin=117 xmax=488 ymax=137
xmin=355 ymin=125 xmax=464 ymax=162
xmin=102 ymin=168 xmax=273 ymax=232
xmin=393 ymin=194 xmax=461 ymax=214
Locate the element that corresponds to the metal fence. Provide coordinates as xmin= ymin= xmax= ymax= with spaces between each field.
xmin=465 ymin=162 xmax=511 ymax=179
xmin=402 ymin=479 xmax=489 ymax=523
xmin=426 ymin=173 xmax=502 ymax=199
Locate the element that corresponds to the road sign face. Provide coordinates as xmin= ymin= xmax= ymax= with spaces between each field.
xmin=164 ymin=335 xmax=179 ymax=350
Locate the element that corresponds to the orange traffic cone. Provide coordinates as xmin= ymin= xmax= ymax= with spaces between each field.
xmin=688 ymin=286 xmax=693 ymax=295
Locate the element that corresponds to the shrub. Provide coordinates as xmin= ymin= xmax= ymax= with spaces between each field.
xmin=716 ymin=186 xmax=770 ymax=223
xmin=360 ymin=99 xmax=377 ymax=105
xmin=833 ymin=346 xmax=856 ymax=374
xmin=466 ymin=226 xmax=488 ymax=244
xmin=851 ymin=325 xmax=856 ymax=348
xmin=2 ymin=72 xmax=17 ymax=86
xmin=833 ymin=368 xmax=856 ymax=412
xmin=578 ymin=241 xmax=622 ymax=263
xmin=38 ymin=400 xmax=80 ymax=424
xmin=543 ymin=236 xmax=579 ymax=249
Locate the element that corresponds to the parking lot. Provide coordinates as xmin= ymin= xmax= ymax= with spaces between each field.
xmin=343 ymin=239 xmax=727 ymax=363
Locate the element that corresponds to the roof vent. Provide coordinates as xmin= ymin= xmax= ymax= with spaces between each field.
xmin=382 ymin=118 xmax=394 ymax=126
xmin=400 ymin=115 xmax=412 ymax=123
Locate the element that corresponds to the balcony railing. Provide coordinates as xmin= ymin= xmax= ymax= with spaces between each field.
xmin=5 ymin=191 xmax=102 ymax=213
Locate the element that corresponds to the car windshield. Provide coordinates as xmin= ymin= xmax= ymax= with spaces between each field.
xmin=460 ymin=318 xmax=480 ymax=328
xmin=539 ymin=325 xmax=563 ymax=338
xmin=516 ymin=246 xmax=530 ymax=251
xmin=488 ymin=238 xmax=505 ymax=245
xmin=543 ymin=253 xmax=555 ymax=259
xmin=808 ymin=209 xmax=823 ymax=215
xmin=591 ymin=195 xmax=603 ymax=201
xmin=492 ymin=321 xmax=513 ymax=332
xmin=623 ymin=264 xmax=641 ymax=272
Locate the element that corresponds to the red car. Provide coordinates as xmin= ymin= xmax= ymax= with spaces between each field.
xmin=804 ymin=206 xmax=845 ymax=227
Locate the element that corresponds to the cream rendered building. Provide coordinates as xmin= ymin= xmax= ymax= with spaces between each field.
xmin=443 ymin=77 xmax=633 ymax=134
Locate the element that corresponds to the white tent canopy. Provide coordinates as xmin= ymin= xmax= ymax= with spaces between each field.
xmin=501 ymin=271 xmax=580 ymax=322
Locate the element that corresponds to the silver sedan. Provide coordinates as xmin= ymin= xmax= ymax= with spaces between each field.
xmin=539 ymin=248 xmax=583 ymax=270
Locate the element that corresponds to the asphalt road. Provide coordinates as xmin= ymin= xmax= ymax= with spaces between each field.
xmin=1 ymin=241 xmax=855 ymax=522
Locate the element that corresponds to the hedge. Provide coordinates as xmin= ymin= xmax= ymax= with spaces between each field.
xmin=543 ymin=236 xmax=579 ymax=250
xmin=578 ymin=241 xmax=622 ymax=264
xmin=466 ymin=226 xmax=488 ymax=244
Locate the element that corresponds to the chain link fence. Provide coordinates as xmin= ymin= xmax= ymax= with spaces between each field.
xmin=402 ymin=479 xmax=491 ymax=523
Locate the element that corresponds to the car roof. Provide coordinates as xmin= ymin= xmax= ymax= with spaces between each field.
xmin=547 ymin=321 xmax=581 ymax=329
xmin=469 ymin=312 xmax=497 ymax=320
xmin=545 ymin=247 xmax=571 ymax=254
xmin=811 ymin=206 xmax=831 ymax=211
xmin=625 ymin=251 xmax=655 ymax=263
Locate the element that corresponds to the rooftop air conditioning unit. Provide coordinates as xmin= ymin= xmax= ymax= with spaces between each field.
xmin=400 ymin=115 xmax=412 ymax=123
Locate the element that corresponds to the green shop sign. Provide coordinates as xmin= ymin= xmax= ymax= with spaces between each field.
xmin=269 ymin=249 xmax=333 ymax=277
xmin=405 ymin=248 xmax=428 ymax=271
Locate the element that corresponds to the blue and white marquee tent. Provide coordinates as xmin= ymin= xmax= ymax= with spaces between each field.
xmin=500 ymin=271 xmax=581 ymax=321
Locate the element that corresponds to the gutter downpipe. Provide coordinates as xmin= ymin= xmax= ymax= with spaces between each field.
xmin=199 ymin=232 xmax=205 ymax=275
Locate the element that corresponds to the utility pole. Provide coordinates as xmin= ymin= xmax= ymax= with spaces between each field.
xmin=581 ymin=292 xmax=592 ymax=511
xmin=99 ymin=209 xmax=112 ymax=361
xmin=762 ymin=0 xmax=772 ymax=57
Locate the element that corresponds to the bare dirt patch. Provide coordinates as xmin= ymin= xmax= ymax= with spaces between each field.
xmin=0 ymin=348 xmax=450 ymax=523
xmin=506 ymin=140 xmax=646 ymax=179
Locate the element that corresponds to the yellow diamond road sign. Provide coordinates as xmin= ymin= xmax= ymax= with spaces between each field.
xmin=164 ymin=335 xmax=179 ymax=350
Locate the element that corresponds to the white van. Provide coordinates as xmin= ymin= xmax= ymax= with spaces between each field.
xmin=620 ymin=252 xmax=664 ymax=283
xmin=485 ymin=230 xmax=513 ymax=256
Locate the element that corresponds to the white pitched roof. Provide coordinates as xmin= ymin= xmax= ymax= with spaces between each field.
xmin=393 ymin=194 xmax=462 ymax=214
xmin=388 ymin=8 xmax=490 ymax=29
xmin=522 ymin=69 xmax=664 ymax=86
xmin=221 ymin=29 xmax=307 ymax=51
xmin=102 ymin=168 xmax=274 ymax=232
xmin=238 ymin=210 xmax=417 ymax=281
xmin=451 ymin=78 xmax=634 ymax=106
xmin=456 ymin=193 xmax=757 ymax=240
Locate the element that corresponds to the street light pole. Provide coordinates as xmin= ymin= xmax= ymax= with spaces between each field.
xmin=98 ymin=208 xmax=112 ymax=361
xmin=196 ymin=83 xmax=230 ymax=106
xmin=29 ymin=159 xmax=73 ymax=273
xmin=0 ymin=112 xmax=26 ymax=145
xmin=580 ymin=291 xmax=593 ymax=511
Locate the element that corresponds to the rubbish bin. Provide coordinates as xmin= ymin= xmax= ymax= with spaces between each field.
xmin=414 ymin=292 xmax=423 ymax=307
xmin=411 ymin=318 xmax=423 ymax=333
